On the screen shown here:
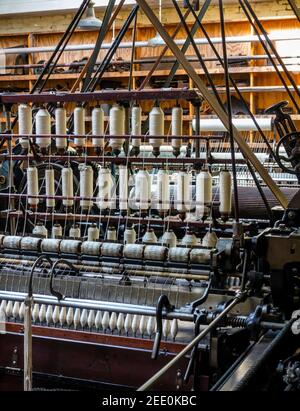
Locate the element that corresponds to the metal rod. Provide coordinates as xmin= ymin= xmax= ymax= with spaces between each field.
xmin=219 ymin=0 xmax=239 ymax=222
xmin=164 ymin=0 xmax=211 ymax=88
xmin=134 ymin=0 xmax=288 ymax=208
xmin=137 ymin=291 xmax=246 ymax=391
xmin=138 ymin=6 xmax=193 ymax=90
xmin=239 ymin=0 xmax=300 ymax=114
xmin=243 ymin=0 xmax=300 ymax=103
xmin=185 ymin=2 xmax=276 ymax=159
xmin=287 ymin=0 xmax=300 ymax=23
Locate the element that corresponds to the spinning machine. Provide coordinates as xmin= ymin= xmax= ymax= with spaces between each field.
xmin=0 ymin=0 xmax=299 ymax=393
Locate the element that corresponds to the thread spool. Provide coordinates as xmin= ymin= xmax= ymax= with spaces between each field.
xmin=161 ymin=230 xmax=177 ymax=248
xmin=52 ymin=224 xmax=62 ymax=239
xmin=36 ymin=107 xmax=51 ymax=150
xmin=175 ymin=171 xmax=191 ymax=212
xmin=219 ymin=170 xmax=232 ymax=221
xmin=149 ymin=103 xmax=164 ymax=156
xmin=27 ymin=166 xmax=39 ymax=208
xmin=60 ymin=239 xmax=81 ymax=254
xmin=3 ymin=236 xmax=22 ymax=250
xmin=92 ymin=105 xmax=104 ymax=151
xmin=74 ymin=105 xmax=85 ymax=148
xmin=156 ymin=169 xmax=170 ymax=214
xmin=62 ymin=167 xmax=74 ymax=208
xmin=33 ymin=223 xmax=48 ymax=238
xmin=20 ymin=237 xmax=41 ymax=252
xmin=142 ymin=228 xmax=157 ymax=244
xmin=41 ymin=238 xmax=61 ymax=253
xmin=202 ymin=230 xmax=218 ymax=248
xmin=97 ymin=168 xmax=116 ymax=211
xmin=69 ymin=225 xmax=80 ymax=239
xmin=79 ymin=164 xmax=93 ymax=211
xmin=106 ymin=226 xmax=117 ymax=241
xmin=18 ymin=103 xmax=32 ymax=149
xmin=119 ymin=165 xmax=128 ymax=213
xmin=109 ymin=104 xmax=125 ymax=156
xmin=81 ymin=241 xmax=101 ymax=256
xmin=181 ymin=230 xmax=198 ymax=247
xmin=135 ymin=169 xmax=151 ymax=213
xmin=131 ymin=104 xmax=142 ymax=155
xmin=196 ymin=171 xmax=212 ymax=220
xmin=123 ymin=226 xmax=136 ymax=244
xmin=123 ymin=244 xmax=145 ymax=259
xmin=87 ymin=224 xmax=99 ymax=241
xmin=171 ymin=105 xmax=183 ymax=157
xmin=45 ymin=168 xmax=55 ymax=210
xmin=55 ymin=105 xmax=67 ymax=151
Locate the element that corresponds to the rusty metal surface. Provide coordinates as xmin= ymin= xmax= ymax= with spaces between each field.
xmin=0 ymin=89 xmax=201 ymax=105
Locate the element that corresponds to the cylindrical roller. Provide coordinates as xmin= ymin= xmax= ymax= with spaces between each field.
xmin=52 ymin=224 xmax=62 ymax=239
xmin=3 ymin=236 xmax=22 ymax=250
xmin=169 ymin=247 xmax=190 ymax=263
xmin=36 ymin=107 xmax=51 ymax=149
xmin=109 ymin=104 xmax=125 ymax=155
xmin=27 ymin=166 xmax=39 ymax=207
xmin=106 ymin=226 xmax=117 ymax=241
xmin=87 ymin=224 xmax=99 ymax=241
xmin=101 ymin=242 xmax=123 ymax=257
xmin=69 ymin=225 xmax=80 ymax=239
xmin=156 ymin=169 xmax=170 ymax=213
xmin=119 ymin=165 xmax=128 ymax=212
xmin=190 ymin=248 xmax=211 ymax=264
xmin=144 ymin=245 xmax=167 ymax=261
xmin=79 ymin=164 xmax=93 ymax=211
xmin=41 ymin=238 xmax=61 ymax=253
xmin=55 ymin=106 xmax=67 ymax=151
xmin=92 ymin=105 xmax=104 ymax=150
xmin=18 ymin=103 xmax=32 ymax=149
xmin=60 ymin=239 xmax=81 ymax=254
xmin=219 ymin=170 xmax=232 ymax=220
xmin=61 ymin=167 xmax=74 ymax=207
xmin=196 ymin=170 xmax=212 ymax=219
xmin=97 ymin=168 xmax=116 ymax=211
xmin=20 ymin=237 xmax=41 ymax=251
xmin=175 ymin=171 xmax=191 ymax=212
xmin=161 ymin=230 xmax=177 ymax=248
xmin=123 ymin=226 xmax=137 ymax=244
xmin=135 ymin=169 xmax=151 ymax=211
xmin=142 ymin=229 xmax=157 ymax=244
xmin=45 ymin=168 xmax=55 ymax=209
xmin=81 ymin=241 xmax=101 ymax=256
xmin=149 ymin=104 xmax=164 ymax=156
xmin=74 ymin=106 xmax=85 ymax=147
xmin=32 ymin=223 xmax=48 ymax=238
xmin=123 ymin=244 xmax=145 ymax=259
xmin=131 ymin=104 xmax=142 ymax=152
xmin=171 ymin=105 xmax=183 ymax=157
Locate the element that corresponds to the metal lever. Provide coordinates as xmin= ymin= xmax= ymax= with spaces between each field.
xmin=49 ymin=259 xmax=79 ymax=301
xmin=24 ymin=255 xmax=53 ymax=392
xmin=151 ymin=295 xmax=174 ymax=360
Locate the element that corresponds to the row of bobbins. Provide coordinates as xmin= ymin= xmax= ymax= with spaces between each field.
xmin=18 ymin=102 xmax=184 ymax=157
xmin=0 ymin=300 xmax=179 ymax=341
xmin=27 ymin=164 xmax=232 ymax=219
